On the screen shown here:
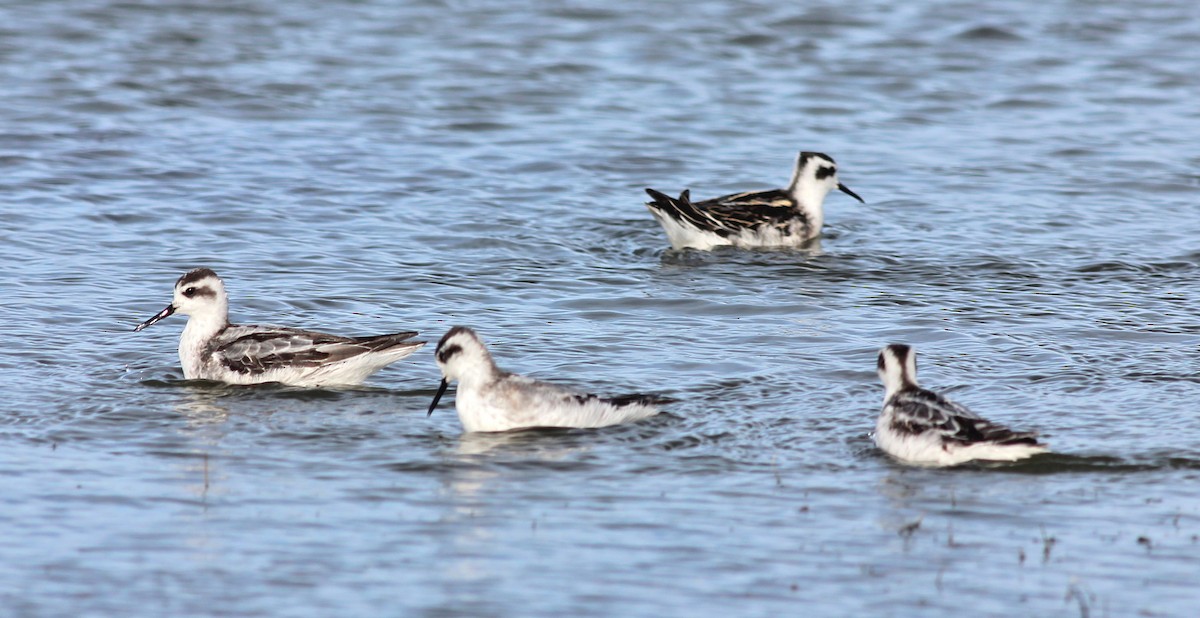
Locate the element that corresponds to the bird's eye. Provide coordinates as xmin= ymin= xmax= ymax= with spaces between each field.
xmin=183 ymin=287 xmax=196 ymax=298
xmin=816 ymin=166 xmax=836 ymax=180
xmin=437 ymin=344 xmax=463 ymax=363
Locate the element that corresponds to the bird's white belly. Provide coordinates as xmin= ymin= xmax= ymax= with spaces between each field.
xmin=874 ymin=417 xmax=956 ymax=466
xmin=729 ymin=223 xmax=815 ymax=248
xmin=651 ymin=208 xmax=817 ymax=250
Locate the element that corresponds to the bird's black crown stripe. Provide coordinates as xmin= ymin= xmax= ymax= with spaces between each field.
xmin=177 ymin=268 xmax=219 ymax=288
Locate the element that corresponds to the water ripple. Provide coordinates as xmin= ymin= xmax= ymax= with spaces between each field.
xmin=2 ymin=0 xmax=1199 ymax=616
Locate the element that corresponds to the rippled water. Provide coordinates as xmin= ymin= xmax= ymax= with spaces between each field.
xmin=3 ymin=0 xmax=1200 ymax=615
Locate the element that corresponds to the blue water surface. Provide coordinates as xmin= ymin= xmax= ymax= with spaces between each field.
xmin=2 ymin=1 xmax=1199 ymax=615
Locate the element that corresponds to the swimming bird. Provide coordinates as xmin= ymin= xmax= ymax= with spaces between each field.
xmin=134 ymin=268 xmax=425 ymax=386
xmin=875 ymin=344 xmax=1048 ymax=466
xmin=644 ymin=151 xmax=864 ymax=250
xmin=428 ymin=326 xmax=667 ymax=432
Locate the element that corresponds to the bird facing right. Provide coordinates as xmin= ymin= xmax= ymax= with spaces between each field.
xmin=874 ymin=344 xmax=1048 ymax=466
xmin=644 ymin=151 xmax=864 ymax=250
xmin=428 ymin=326 xmax=667 ymax=433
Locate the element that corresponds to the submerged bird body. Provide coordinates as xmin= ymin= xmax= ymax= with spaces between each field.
xmin=875 ymin=344 xmax=1048 ymax=466
xmin=645 ymin=151 xmax=863 ymax=250
xmin=428 ymin=326 xmax=665 ymax=432
xmin=135 ymin=268 xmax=424 ymax=387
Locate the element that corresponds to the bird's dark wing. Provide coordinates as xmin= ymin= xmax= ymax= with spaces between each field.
xmin=888 ymin=388 xmax=1040 ymax=446
xmin=572 ymin=392 xmax=675 ymax=408
xmin=646 ymin=187 xmax=801 ymax=236
xmin=212 ymin=326 xmax=420 ymax=376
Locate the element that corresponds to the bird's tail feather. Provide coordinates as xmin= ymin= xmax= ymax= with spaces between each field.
xmin=645 ymin=187 xmax=709 ymax=231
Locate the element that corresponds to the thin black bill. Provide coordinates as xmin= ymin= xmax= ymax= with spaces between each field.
xmin=134 ymin=304 xmax=176 ymax=332
xmin=427 ymin=378 xmax=450 ymax=416
xmin=838 ymin=182 xmax=865 ymax=203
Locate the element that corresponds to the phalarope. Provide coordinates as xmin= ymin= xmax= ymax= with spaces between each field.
xmin=427 ymin=326 xmax=667 ymax=432
xmin=875 ymin=344 xmax=1048 ymax=466
xmin=645 ymin=151 xmax=864 ymax=250
xmin=134 ymin=268 xmax=425 ymax=386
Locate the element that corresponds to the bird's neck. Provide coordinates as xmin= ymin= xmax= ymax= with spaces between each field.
xmin=455 ymin=354 xmax=502 ymax=389
xmin=790 ymin=183 xmax=829 ymax=228
xmin=180 ymin=307 xmax=229 ymax=348
xmin=881 ymin=371 xmax=919 ymax=401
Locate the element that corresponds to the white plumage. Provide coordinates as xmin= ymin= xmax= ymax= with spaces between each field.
xmin=645 ymin=151 xmax=864 ymax=250
xmin=428 ymin=326 xmax=666 ymax=432
xmin=875 ymin=344 xmax=1048 ymax=466
xmin=134 ymin=268 xmax=424 ymax=386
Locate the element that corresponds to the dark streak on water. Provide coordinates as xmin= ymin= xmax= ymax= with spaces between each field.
xmin=2 ymin=0 xmax=1200 ymax=616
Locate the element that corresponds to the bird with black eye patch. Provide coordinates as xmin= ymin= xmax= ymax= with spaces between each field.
xmin=134 ymin=268 xmax=425 ymax=386
xmin=427 ymin=326 xmax=669 ymax=432
xmin=644 ymin=151 xmax=864 ymax=250
xmin=874 ymin=344 xmax=1049 ymax=466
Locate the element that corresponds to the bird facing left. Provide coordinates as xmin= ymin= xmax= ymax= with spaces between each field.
xmin=427 ymin=326 xmax=669 ymax=432
xmin=134 ymin=268 xmax=425 ymax=387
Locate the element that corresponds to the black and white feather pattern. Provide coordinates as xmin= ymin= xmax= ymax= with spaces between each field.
xmin=212 ymin=326 xmax=422 ymax=377
xmin=644 ymin=188 xmax=811 ymax=241
xmin=883 ymin=387 xmax=1042 ymax=447
xmin=874 ymin=344 xmax=1047 ymax=466
xmin=644 ymin=151 xmax=863 ymax=250
xmin=135 ymin=268 xmax=425 ymax=386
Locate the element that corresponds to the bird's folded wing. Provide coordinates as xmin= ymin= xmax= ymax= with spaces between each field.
xmin=695 ymin=189 xmax=798 ymax=232
xmin=890 ymin=389 xmax=1037 ymax=446
xmin=214 ymin=327 xmax=368 ymax=375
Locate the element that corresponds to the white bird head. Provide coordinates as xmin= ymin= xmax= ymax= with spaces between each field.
xmin=134 ymin=268 xmax=229 ymax=332
xmin=877 ymin=343 xmax=919 ymax=397
xmin=787 ymin=151 xmax=864 ymax=207
xmin=428 ymin=326 xmax=497 ymax=416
